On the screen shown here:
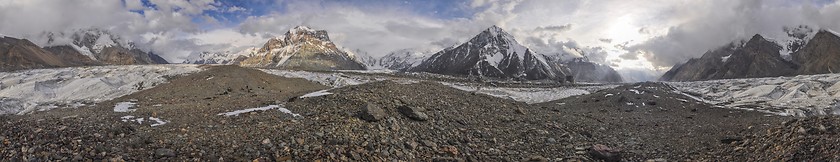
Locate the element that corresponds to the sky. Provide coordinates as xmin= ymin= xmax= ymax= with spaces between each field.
xmin=1 ymin=0 xmax=839 ymax=81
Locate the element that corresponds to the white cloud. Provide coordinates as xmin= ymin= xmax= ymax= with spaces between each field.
xmin=238 ymin=1 xmax=483 ymax=56
xmin=227 ymin=6 xmax=246 ymax=13
xmin=124 ymin=0 xmax=145 ymax=10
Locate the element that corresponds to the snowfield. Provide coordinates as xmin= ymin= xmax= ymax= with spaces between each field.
xmin=0 ymin=65 xmax=204 ymax=115
xmin=441 ymin=82 xmax=618 ymax=104
xmin=668 ymin=74 xmax=840 ymax=117
xmin=262 ymin=69 xmax=617 ymax=104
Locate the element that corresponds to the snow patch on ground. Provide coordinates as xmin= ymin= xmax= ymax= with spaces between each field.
xmin=120 ymin=115 xmax=167 ymax=127
xmin=260 ymin=69 xmax=368 ymax=88
xmin=148 ymin=117 xmax=168 ymax=127
xmin=300 ymin=89 xmax=333 ymax=98
xmin=218 ymin=105 xmax=301 ymax=117
xmin=441 ymin=82 xmax=617 ymax=104
xmin=668 ymin=73 xmax=840 ymax=117
xmin=113 ymin=102 xmax=136 ymax=112
xmin=0 ymin=65 xmax=203 ymax=115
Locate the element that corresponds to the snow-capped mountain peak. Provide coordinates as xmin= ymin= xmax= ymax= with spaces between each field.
xmin=775 ymin=25 xmax=818 ymax=60
xmin=239 ymin=26 xmax=365 ymax=70
xmin=476 ymin=25 xmax=528 ymax=62
xmin=411 ymin=26 xmax=559 ymax=80
xmin=183 ymin=47 xmax=258 ymax=64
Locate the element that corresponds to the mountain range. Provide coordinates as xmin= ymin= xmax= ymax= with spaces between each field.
xmin=2 ymin=25 xmax=624 ymax=83
xmin=183 ymin=25 xmax=622 ymax=82
xmin=661 ymin=28 xmax=840 ymax=81
xmin=0 ymin=29 xmax=167 ymax=71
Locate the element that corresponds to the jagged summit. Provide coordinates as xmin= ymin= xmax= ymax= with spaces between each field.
xmin=239 ymin=26 xmax=365 ymax=70
xmin=411 ymin=26 xmax=558 ymax=80
xmin=283 ymin=26 xmax=331 ymax=43
xmin=660 ymin=33 xmax=801 ymax=81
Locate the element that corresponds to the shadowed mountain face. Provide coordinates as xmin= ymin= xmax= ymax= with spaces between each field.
xmin=1 ymin=29 xmax=171 ymax=71
xmin=793 ymin=30 xmax=840 ymax=74
xmin=661 ymin=34 xmax=800 ymax=81
xmin=42 ymin=45 xmax=100 ymax=66
xmin=564 ymin=58 xmax=623 ymax=83
xmin=0 ymin=37 xmax=98 ymax=71
xmin=239 ymin=26 xmax=365 ymax=71
xmin=411 ymin=26 xmax=560 ymax=80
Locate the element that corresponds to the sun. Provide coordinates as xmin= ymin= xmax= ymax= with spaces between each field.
xmin=606 ymin=15 xmax=644 ymax=45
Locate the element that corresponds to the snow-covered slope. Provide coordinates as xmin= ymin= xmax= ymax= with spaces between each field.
xmin=379 ymin=48 xmax=433 ymax=71
xmin=668 ymin=73 xmax=840 ymax=117
xmin=261 ymin=69 xmax=613 ymax=104
xmin=776 ymin=25 xmax=818 ymax=60
xmin=345 ymin=49 xmax=382 ymax=69
xmin=0 ymin=65 xmax=203 ymax=115
xmin=183 ymin=47 xmax=258 ymax=64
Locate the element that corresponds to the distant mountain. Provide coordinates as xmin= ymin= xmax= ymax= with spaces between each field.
xmin=661 ymin=34 xmax=800 ymax=81
xmin=0 ymin=36 xmax=96 ymax=71
xmin=792 ymin=30 xmax=840 ymax=74
xmin=42 ymin=45 xmax=100 ymax=66
xmin=345 ymin=49 xmax=381 ymax=69
xmin=42 ymin=28 xmax=168 ymax=64
xmin=379 ymin=48 xmax=433 ymax=71
xmin=562 ymin=58 xmax=622 ymax=83
xmin=183 ymin=47 xmax=258 ymax=64
xmin=239 ymin=26 xmax=365 ymax=71
xmin=411 ymin=26 xmax=559 ymax=80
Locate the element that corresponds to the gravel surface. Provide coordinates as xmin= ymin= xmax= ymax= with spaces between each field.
xmin=0 ymin=65 xmax=834 ymax=161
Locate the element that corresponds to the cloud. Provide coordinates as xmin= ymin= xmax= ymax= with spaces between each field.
xmin=534 ymin=24 xmax=573 ymax=33
xmin=2 ymin=0 xmax=839 ymax=82
xmin=226 ymin=6 xmax=246 ymax=13
xmin=0 ymin=0 xmax=228 ymax=62
xmin=124 ymin=0 xmax=145 ymax=10
xmin=237 ymin=1 xmax=485 ymax=56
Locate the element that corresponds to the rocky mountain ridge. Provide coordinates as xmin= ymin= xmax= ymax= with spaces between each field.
xmin=238 ymin=26 xmax=366 ymax=71
xmin=410 ymin=26 xmax=561 ymax=80
xmin=661 ymin=28 xmax=840 ymax=81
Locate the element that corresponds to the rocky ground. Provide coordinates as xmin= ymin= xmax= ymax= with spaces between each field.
xmin=0 ymin=65 xmax=837 ymax=161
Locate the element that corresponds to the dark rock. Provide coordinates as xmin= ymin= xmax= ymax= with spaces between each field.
xmin=405 ymin=141 xmax=419 ymax=150
xmin=432 ymin=157 xmax=465 ymax=162
xmin=358 ymin=103 xmax=387 ymax=122
xmin=421 ymin=140 xmax=438 ymax=148
xmin=720 ymin=137 xmax=743 ymax=144
xmin=397 ymin=105 xmax=429 ymax=121
xmin=155 ymin=148 xmax=176 ymax=157
xmin=522 ymin=155 xmax=548 ymax=162
xmin=589 ymin=144 xmax=621 ymax=162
